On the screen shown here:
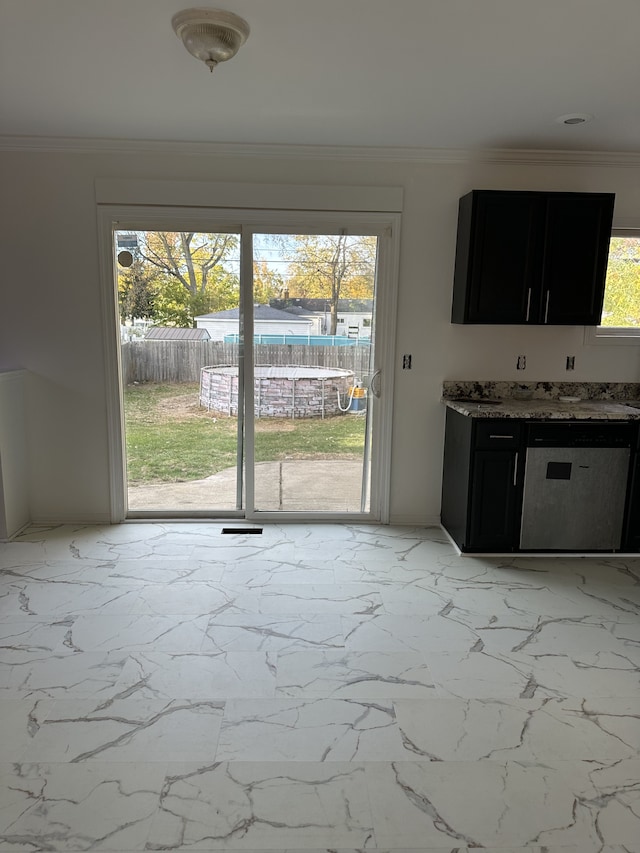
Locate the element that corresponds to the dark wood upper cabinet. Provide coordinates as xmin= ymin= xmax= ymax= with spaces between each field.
xmin=451 ymin=190 xmax=615 ymax=325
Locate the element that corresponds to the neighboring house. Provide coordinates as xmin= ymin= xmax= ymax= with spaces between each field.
xmin=271 ymin=298 xmax=373 ymax=337
xmin=144 ymin=327 xmax=211 ymax=341
xmin=195 ymin=304 xmax=312 ymax=341
xmin=278 ymin=304 xmax=323 ymax=335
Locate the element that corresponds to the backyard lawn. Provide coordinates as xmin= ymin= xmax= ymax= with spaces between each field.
xmin=124 ymin=382 xmax=367 ymax=484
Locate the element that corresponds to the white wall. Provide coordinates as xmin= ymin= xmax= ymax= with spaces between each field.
xmin=1 ymin=146 xmax=640 ymax=524
xmin=0 ymin=371 xmax=29 ymax=538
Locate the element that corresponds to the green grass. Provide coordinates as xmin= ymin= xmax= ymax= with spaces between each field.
xmin=124 ymin=382 xmax=366 ymax=484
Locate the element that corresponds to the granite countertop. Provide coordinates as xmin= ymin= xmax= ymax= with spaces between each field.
xmin=444 ymin=398 xmax=640 ymax=420
xmin=442 ymin=381 xmax=640 ymax=420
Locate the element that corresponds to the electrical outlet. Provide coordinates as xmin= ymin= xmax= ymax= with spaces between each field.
xmin=517 ymin=355 xmax=526 ymax=370
xmin=402 ymin=354 xmax=412 ymax=369
xmin=566 ymin=356 xmax=575 ymax=371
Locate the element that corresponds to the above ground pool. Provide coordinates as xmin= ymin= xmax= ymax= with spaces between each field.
xmin=199 ymin=364 xmax=358 ymax=418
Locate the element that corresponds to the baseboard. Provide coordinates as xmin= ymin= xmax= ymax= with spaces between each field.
xmin=0 ymin=520 xmax=32 ymax=542
xmin=20 ymin=514 xmax=440 ymax=529
xmin=389 ymin=514 xmax=440 ymax=526
xmin=28 ymin=513 xmax=112 ymax=526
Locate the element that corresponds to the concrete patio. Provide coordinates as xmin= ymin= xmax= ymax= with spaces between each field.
xmin=128 ymin=459 xmax=366 ymax=513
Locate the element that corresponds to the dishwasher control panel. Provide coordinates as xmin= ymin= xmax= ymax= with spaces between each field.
xmin=526 ymin=422 xmax=633 ymax=448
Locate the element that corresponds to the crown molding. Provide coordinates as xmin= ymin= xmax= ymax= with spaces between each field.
xmin=1 ymin=134 xmax=640 ymax=167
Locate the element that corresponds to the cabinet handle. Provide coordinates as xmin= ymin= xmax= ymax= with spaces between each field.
xmin=525 ymin=287 xmax=532 ymax=322
xmin=489 ymin=434 xmax=514 ymax=439
xmin=544 ymin=290 xmax=551 ymax=323
xmin=513 ymin=452 xmax=519 ymax=486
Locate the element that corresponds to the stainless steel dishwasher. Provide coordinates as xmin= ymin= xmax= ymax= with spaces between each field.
xmin=520 ymin=422 xmax=632 ymax=551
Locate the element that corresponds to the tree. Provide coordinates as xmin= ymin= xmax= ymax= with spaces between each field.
xmin=253 ymin=260 xmax=284 ymax=305
xmin=151 ymin=277 xmax=192 ymax=327
xmin=138 ymin=231 xmax=239 ymax=325
xmin=601 ymin=236 xmax=640 ymax=327
xmin=279 ymin=234 xmax=377 ymax=334
xmin=118 ymin=257 xmax=159 ymax=323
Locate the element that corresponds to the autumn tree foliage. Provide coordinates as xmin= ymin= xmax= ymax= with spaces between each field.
xmin=601 ymin=236 xmax=640 ymax=327
xmin=253 ymin=260 xmax=284 ymax=305
xmin=136 ymin=231 xmax=240 ymax=326
xmin=279 ymin=234 xmax=377 ymax=334
xmin=117 ymin=231 xmax=378 ymax=332
xmin=118 ymin=256 xmax=159 ymax=323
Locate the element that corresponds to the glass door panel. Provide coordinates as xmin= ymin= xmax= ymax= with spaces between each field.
xmin=250 ymin=232 xmax=379 ymax=513
xmin=115 ymin=228 xmax=243 ymax=514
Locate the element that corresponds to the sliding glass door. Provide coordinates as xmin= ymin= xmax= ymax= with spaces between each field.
xmin=106 ymin=210 xmax=395 ymax=522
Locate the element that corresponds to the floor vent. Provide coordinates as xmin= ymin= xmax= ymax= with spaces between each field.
xmin=221 ymin=527 xmax=263 ymax=534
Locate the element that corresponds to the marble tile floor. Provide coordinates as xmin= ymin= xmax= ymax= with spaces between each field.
xmin=0 ymin=521 xmax=639 ymax=853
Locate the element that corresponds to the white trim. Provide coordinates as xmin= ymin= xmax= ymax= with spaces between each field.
xmin=584 ymin=326 xmax=640 ymax=347
xmin=247 ymin=511 xmax=383 ymax=524
xmin=0 ymin=520 xmax=31 ymax=542
xmin=127 ymin=510 xmax=244 ymax=520
xmin=95 ymin=179 xmax=403 ymax=213
xmin=389 ymin=515 xmax=439 ymax=526
xmin=371 ymin=216 xmax=402 ymax=524
xmin=97 ymin=206 xmax=396 ymax=238
xmin=610 ymin=220 xmax=640 ymax=231
xmin=2 ymin=134 xmax=640 ymax=167
xmin=30 ymin=513 xmax=112 ymax=525
xmin=241 ymin=227 xmax=255 ymax=516
xmin=97 ymin=202 xmax=400 ymax=524
xmin=96 ymin=208 xmax=127 ymax=522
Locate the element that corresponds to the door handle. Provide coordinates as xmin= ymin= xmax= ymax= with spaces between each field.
xmin=513 ymin=452 xmax=519 ymax=486
xmin=370 ymin=369 xmax=382 ymax=398
xmin=525 ymin=288 xmax=532 ymax=322
xmin=544 ymin=290 xmax=551 ymax=323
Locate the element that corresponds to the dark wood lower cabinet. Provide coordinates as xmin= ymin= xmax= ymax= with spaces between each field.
xmin=623 ymin=454 xmax=640 ymax=551
xmin=441 ymin=409 xmax=522 ymax=552
xmin=442 ymin=408 xmax=640 ymax=553
xmin=468 ymin=450 xmax=520 ymax=551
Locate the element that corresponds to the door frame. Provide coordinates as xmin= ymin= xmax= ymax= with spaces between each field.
xmin=97 ymin=203 xmax=401 ymax=523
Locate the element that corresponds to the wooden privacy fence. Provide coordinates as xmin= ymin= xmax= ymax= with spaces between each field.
xmin=121 ymin=341 xmax=372 ymax=384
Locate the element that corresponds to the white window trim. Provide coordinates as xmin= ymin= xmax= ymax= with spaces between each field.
xmin=95 ymin=178 xmax=403 ymax=213
xmin=584 ymin=225 xmax=640 ymax=346
xmin=96 ymin=199 xmax=401 ymax=524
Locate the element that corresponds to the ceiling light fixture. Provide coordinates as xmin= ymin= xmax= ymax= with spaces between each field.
xmin=555 ymin=113 xmax=593 ymax=125
xmin=172 ymin=8 xmax=250 ymax=73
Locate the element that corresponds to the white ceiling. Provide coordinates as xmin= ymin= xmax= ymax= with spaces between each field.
xmin=1 ymin=0 xmax=639 ymax=152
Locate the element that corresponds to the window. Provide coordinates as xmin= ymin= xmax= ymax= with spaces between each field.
xmin=587 ymin=229 xmax=640 ymax=344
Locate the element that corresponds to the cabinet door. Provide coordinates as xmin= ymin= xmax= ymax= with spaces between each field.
xmin=623 ymin=454 xmax=640 ymax=551
xmin=441 ymin=408 xmax=474 ymax=550
xmin=542 ymin=194 xmax=615 ymax=325
xmin=454 ymin=192 xmax=542 ymax=324
xmin=468 ymin=450 xmax=520 ymax=550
